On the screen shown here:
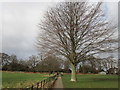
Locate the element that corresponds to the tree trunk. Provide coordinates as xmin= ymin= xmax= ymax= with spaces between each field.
xmin=70 ymin=63 xmax=77 ymax=82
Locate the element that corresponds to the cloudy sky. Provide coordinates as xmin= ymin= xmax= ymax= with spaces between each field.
xmin=0 ymin=0 xmax=119 ymax=59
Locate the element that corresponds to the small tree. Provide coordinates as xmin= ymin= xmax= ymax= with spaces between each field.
xmin=37 ymin=1 xmax=117 ymax=82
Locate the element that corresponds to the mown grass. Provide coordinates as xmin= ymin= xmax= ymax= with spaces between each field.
xmin=2 ymin=71 xmax=49 ymax=88
xmin=62 ymin=74 xmax=118 ymax=88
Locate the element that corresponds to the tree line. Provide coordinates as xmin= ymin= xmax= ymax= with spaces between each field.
xmin=0 ymin=52 xmax=119 ymax=74
xmin=0 ymin=53 xmax=63 ymax=72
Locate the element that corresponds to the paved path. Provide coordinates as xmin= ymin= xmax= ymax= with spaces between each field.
xmin=52 ymin=76 xmax=64 ymax=90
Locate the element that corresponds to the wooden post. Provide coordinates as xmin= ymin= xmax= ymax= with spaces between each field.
xmin=31 ymin=85 xmax=33 ymax=90
xmin=37 ymin=82 xmax=39 ymax=89
xmin=41 ymin=81 xmax=42 ymax=88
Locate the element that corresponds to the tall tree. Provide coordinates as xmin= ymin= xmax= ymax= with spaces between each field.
xmin=37 ymin=1 xmax=117 ymax=82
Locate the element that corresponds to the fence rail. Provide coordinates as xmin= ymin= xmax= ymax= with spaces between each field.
xmin=30 ymin=74 xmax=58 ymax=89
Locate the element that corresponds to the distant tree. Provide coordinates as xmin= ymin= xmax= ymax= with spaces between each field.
xmin=2 ymin=54 xmax=30 ymax=71
xmin=79 ymin=64 xmax=99 ymax=74
xmin=0 ymin=53 xmax=10 ymax=66
xmin=27 ymin=55 xmax=39 ymax=72
xmin=18 ymin=59 xmax=28 ymax=66
xmin=2 ymin=64 xmax=11 ymax=71
xmin=37 ymin=1 xmax=117 ymax=82
xmin=9 ymin=55 xmax=18 ymax=71
xmin=36 ymin=55 xmax=61 ymax=72
xmin=10 ymin=54 xmax=18 ymax=64
xmin=2 ymin=54 xmax=19 ymax=71
xmin=17 ymin=59 xmax=29 ymax=71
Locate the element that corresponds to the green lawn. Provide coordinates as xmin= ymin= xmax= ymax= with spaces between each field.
xmin=2 ymin=71 xmax=49 ymax=88
xmin=62 ymin=74 xmax=118 ymax=88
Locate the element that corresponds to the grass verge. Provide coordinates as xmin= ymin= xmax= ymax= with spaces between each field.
xmin=2 ymin=71 xmax=49 ymax=88
xmin=62 ymin=74 xmax=118 ymax=88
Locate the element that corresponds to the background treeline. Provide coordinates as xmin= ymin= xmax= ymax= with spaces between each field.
xmin=0 ymin=53 xmax=119 ymax=74
xmin=0 ymin=53 xmax=69 ymax=73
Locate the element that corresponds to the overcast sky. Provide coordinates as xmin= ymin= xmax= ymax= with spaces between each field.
xmin=0 ymin=0 xmax=118 ymax=59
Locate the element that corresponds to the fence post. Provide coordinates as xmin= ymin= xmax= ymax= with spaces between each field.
xmin=31 ymin=85 xmax=33 ymax=90
xmin=30 ymin=74 xmax=58 ymax=89
xmin=43 ymin=79 xmax=45 ymax=88
xmin=37 ymin=82 xmax=39 ymax=89
xmin=41 ymin=81 xmax=43 ymax=88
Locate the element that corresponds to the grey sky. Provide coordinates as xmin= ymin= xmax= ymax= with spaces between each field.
xmin=1 ymin=2 xmax=56 ymax=59
xmin=0 ymin=0 xmax=118 ymax=59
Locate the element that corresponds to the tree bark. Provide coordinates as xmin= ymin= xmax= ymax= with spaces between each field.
xmin=70 ymin=63 xmax=77 ymax=82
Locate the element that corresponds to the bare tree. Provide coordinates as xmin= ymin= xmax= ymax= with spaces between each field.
xmin=27 ymin=55 xmax=39 ymax=72
xmin=37 ymin=1 xmax=117 ymax=82
xmin=37 ymin=55 xmax=61 ymax=72
xmin=10 ymin=54 xmax=18 ymax=64
xmin=0 ymin=53 xmax=10 ymax=66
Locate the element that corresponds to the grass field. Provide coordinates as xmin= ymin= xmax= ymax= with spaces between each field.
xmin=62 ymin=74 xmax=118 ymax=88
xmin=2 ymin=71 xmax=49 ymax=88
xmin=2 ymin=71 xmax=119 ymax=88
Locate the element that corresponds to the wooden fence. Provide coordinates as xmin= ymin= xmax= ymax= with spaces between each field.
xmin=30 ymin=74 xmax=58 ymax=89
